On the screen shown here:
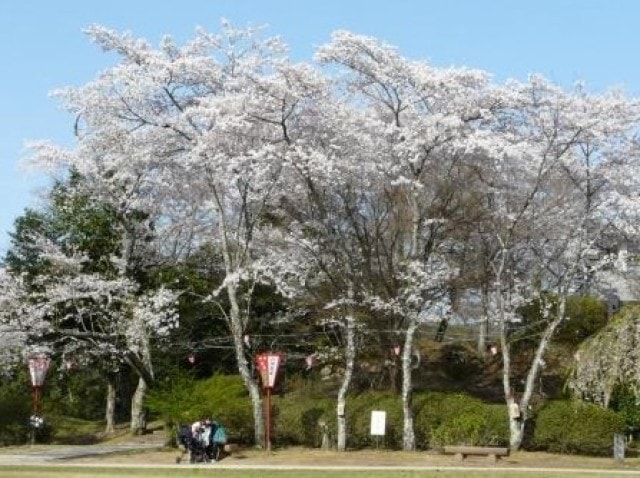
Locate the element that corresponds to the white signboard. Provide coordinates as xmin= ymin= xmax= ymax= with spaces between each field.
xmin=370 ymin=410 xmax=386 ymax=436
xmin=266 ymin=354 xmax=281 ymax=388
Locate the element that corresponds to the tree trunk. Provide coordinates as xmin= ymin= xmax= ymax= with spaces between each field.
xmin=503 ymin=292 xmax=567 ymax=449
xmin=337 ymin=312 xmax=356 ymax=452
xmin=129 ymin=326 xmax=154 ymax=435
xmin=401 ymin=320 xmax=417 ymax=451
xmin=213 ymin=183 xmax=265 ymax=448
xmin=130 ymin=376 xmax=148 ymax=435
xmin=478 ymin=285 xmax=490 ymax=355
xmin=508 ymin=405 xmax=525 ymax=449
xmin=227 ymin=282 xmax=265 ymax=448
xmin=105 ymin=375 xmax=116 ymax=435
xmin=500 ymin=291 xmax=528 ymax=450
xmin=494 ymin=250 xmax=523 ymax=449
xmin=478 ymin=315 xmax=489 ymax=356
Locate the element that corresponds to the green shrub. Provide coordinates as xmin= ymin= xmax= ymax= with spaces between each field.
xmin=413 ymin=392 xmax=449 ymax=448
xmin=147 ymin=373 xmax=253 ymax=444
xmin=414 ymin=392 xmax=508 ymax=448
xmin=422 ymin=395 xmax=508 ymax=448
xmin=146 ymin=375 xmax=201 ymax=427
xmin=610 ymin=385 xmax=640 ymax=436
xmin=260 ymin=387 xmax=515 ymax=450
xmin=429 ymin=405 xmax=507 ymax=447
xmin=275 ymin=375 xmax=341 ymax=448
xmin=533 ymin=400 xmax=625 ymax=455
xmin=0 ymin=374 xmax=31 ymax=445
xmin=276 ymin=390 xmax=405 ymax=449
xmin=431 ymin=413 xmax=485 ymax=446
xmin=192 ymin=374 xmax=253 ymax=442
xmin=147 ymin=375 xmax=517 ymax=451
xmin=275 ymin=394 xmax=335 ymax=447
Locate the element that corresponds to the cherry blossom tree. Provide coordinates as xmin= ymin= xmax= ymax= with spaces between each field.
xmin=270 ymin=104 xmax=372 ymax=452
xmin=569 ymin=306 xmax=640 ymax=407
xmin=2 ymin=218 xmax=179 ymax=434
xmin=20 ymin=20 xmax=640 ymax=451
xmin=27 ymin=22 xmax=328 ymax=446
xmin=315 ymin=31 xmax=498 ymax=450
xmin=475 ymin=76 xmax=640 ymax=448
xmin=0 ymin=267 xmax=51 ymax=374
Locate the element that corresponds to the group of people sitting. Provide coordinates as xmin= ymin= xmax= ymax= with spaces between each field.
xmin=177 ymin=418 xmax=228 ymax=463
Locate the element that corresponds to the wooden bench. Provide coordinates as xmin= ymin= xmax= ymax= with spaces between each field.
xmin=443 ymin=445 xmax=510 ymax=463
xmin=223 ymin=443 xmax=237 ymax=453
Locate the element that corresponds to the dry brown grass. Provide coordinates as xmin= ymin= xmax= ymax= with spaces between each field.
xmin=69 ymin=446 xmax=640 ymax=472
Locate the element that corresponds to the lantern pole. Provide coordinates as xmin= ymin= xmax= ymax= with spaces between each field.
xmin=255 ymin=352 xmax=286 ymax=452
xmin=27 ymin=354 xmax=51 ymax=445
xmin=265 ymin=386 xmax=272 ymax=451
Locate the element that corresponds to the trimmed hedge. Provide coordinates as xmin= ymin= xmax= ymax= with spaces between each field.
xmin=276 ymin=391 xmax=406 ymax=448
xmin=533 ymin=400 xmax=625 ymax=455
xmin=147 ymin=374 xmax=626 ymax=454
xmin=414 ymin=392 xmax=508 ymax=448
xmin=276 ymin=390 xmax=508 ymax=449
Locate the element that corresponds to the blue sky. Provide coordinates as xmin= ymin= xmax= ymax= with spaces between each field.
xmin=2 ymin=0 xmax=640 ymax=254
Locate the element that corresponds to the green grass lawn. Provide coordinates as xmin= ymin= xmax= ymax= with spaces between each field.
xmin=1 ymin=466 xmax=639 ymax=478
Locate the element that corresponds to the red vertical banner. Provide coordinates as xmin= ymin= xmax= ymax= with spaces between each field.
xmin=266 ymin=354 xmax=281 ymax=388
xmin=255 ymin=352 xmax=286 ymax=451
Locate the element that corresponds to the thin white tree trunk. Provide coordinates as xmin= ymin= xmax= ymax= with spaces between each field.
xmin=130 ymin=332 xmax=153 ymax=435
xmin=502 ymin=290 xmax=567 ymax=449
xmin=511 ymin=297 xmax=566 ymax=448
xmin=493 ymin=248 xmax=524 ymax=449
xmin=507 ymin=407 xmax=523 ymax=449
xmin=214 ymin=186 xmax=266 ymax=448
xmin=337 ymin=312 xmax=356 ymax=452
xmin=105 ymin=375 xmax=116 ymax=435
xmin=398 ymin=190 xmax=420 ymax=452
xmin=130 ymin=376 xmax=148 ymax=435
xmin=401 ymin=320 xmax=417 ymax=451
xmin=228 ymin=282 xmax=265 ymax=447
xmin=478 ymin=286 xmax=489 ymax=355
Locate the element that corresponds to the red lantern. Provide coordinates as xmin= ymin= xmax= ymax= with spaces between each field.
xmin=255 ymin=352 xmax=286 ymax=389
xmin=255 ymin=352 xmax=286 ymax=451
xmin=28 ymin=355 xmax=51 ymax=390
xmin=27 ymin=354 xmax=51 ymax=444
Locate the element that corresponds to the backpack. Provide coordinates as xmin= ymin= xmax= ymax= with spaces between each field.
xmin=212 ymin=423 xmax=227 ymax=444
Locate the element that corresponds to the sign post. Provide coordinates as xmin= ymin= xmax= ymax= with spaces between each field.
xmin=255 ymin=352 xmax=286 ymax=451
xmin=370 ymin=410 xmax=386 ymax=448
xmin=27 ymin=354 xmax=51 ymax=445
